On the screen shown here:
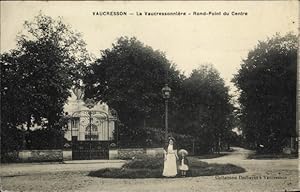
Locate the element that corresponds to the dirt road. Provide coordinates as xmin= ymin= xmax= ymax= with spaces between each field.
xmin=1 ymin=147 xmax=298 ymax=192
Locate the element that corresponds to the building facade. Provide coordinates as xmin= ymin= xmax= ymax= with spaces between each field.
xmin=63 ymin=87 xmax=116 ymax=142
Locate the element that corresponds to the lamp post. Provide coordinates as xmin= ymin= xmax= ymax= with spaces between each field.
xmin=110 ymin=108 xmax=119 ymax=146
xmin=64 ymin=112 xmax=71 ymax=148
xmin=61 ymin=113 xmax=72 ymax=159
xmin=84 ymin=98 xmax=96 ymax=160
xmin=162 ymin=84 xmax=171 ymax=143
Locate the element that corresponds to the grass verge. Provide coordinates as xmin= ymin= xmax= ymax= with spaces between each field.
xmin=247 ymin=153 xmax=298 ymax=159
xmin=194 ymin=153 xmax=227 ymax=159
xmin=88 ymin=156 xmax=245 ymax=178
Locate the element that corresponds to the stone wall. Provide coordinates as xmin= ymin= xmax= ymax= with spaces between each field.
xmin=4 ymin=148 xmax=164 ymax=162
xmin=109 ymin=148 xmax=164 ymax=159
xmin=146 ymin=148 xmax=164 ymax=157
xmin=63 ymin=150 xmax=72 ymax=161
xmin=18 ymin=150 xmax=63 ymax=162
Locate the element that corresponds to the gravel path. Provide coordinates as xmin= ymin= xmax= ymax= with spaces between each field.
xmin=1 ymin=147 xmax=299 ymax=192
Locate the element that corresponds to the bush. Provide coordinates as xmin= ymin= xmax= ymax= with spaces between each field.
xmin=187 ymin=157 xmax=209 ymax=168
xmin=88 ymin=156 xmax=246 ymax=178
xmin=116 ymin=126 xmax=196 ymax=151
xmin=1 ymin=151 xmax=20 ymax=163
xmin=247 ymin=153 xmax=298 ymax=159
xmin=89 ymin=168 xmax=163 ymax=179
xmin=189 ymin=163 xmax=245 ymax=177
xmin=122 ymin=156 xmax=163 ymax=169
xmin=28 ymin=129 xmax=63 ymax=149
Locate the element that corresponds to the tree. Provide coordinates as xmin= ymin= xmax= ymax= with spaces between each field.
xmin=84 ymin=36 xmax=183 ymax=147
xmin=232 ymin=33 xmax=297 ymax=153
xmin=173 ymin=65 xmax=234 ymax=153
xmin=1 ymin=13 xmax=89 ymax=151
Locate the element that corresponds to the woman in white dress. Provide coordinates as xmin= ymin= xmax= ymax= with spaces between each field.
xmin=162 ymin=137 xmax=178 ymax=177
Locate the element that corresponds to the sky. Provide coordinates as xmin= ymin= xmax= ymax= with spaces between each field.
xmin=1 ymin=1 xmax=299 ymax=96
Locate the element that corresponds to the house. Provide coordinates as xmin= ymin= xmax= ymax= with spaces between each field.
xmin=63 ymin=87 xmax=116 ymax=142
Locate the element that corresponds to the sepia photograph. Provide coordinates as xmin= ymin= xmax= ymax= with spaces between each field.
xmin=0 ymin=1 xmax=299 ymax=192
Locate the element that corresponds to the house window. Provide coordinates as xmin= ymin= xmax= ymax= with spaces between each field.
xmin=86 ymin=124 xmax=98 ymax=132
xmin=71 ymin=118 xmax=80 ymax=129
xmin=85 ymin=124 xmax=98 ymax=140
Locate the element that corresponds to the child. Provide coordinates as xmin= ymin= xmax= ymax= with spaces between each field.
xmin=178 ymin=151 xmax=189 ymax=177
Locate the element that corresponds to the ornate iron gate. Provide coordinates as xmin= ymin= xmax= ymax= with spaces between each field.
xmin=70 ymin=106 xmax=113 ymax=160
xmin=72 ymin=141 xmax=110 ymax=160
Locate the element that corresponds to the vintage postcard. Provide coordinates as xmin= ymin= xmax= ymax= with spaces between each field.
xmin=1 ymin=1 xmax=299 ymax=192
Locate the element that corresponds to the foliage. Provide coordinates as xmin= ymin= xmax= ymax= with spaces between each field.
xmin=232 ymin=33 xmax=297 ymax=153
xmin=88 ymin=167 xmax=163 ymax=179
xmin=26 ymin=128 xmax=64 ymax=149
xmin=84 ymin=36 xmax=183 ymax=146
xmin=194 ymin=153 xmax=227 ymax=159
xmin=0 ymin=127 xmax=23 ymax=155
xmin=1 ymin=13 xmax=89 ymax=151
xmin=247 ymin=152 xmax=298 ymax=159
xmin=173 ymin=65 xmax=235 ymax=153
xmin=114 ymin=125 xmax=195 ymax=150
xmin=88 ymin=156 xmax=246 ymax=178
xmin=84 ymin=37 xmax=234 ymax=151
xmin=145 ymin=127 xmax=195 ymax=152
xmin=188 ymin=163 xmax=245 ymax=177
xmin=227 ymin=132 xmax=247 ymax=148
xmin=122 ymin=156 xmax=164 ymax=169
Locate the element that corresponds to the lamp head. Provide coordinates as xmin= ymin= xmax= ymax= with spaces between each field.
xmin=162 ymin=84 xmax=171 ymax=99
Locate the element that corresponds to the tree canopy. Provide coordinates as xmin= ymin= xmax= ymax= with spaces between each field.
xmin=2 ymin=15 xmax=238 ymax=154
xmin=84 ymin=38 xmax=234 ymax=151
xmin=173 ymin=65 xmax=234 ymax=153
xmin=232 ymin=33 xmax=297 ymax=153
xmin=1 ymin=13 xmax=90 ymax=151
xmin=84 ymin=37 xmax=183 ymax=146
